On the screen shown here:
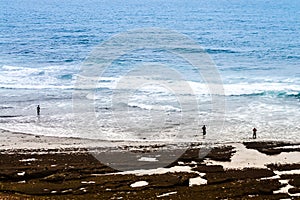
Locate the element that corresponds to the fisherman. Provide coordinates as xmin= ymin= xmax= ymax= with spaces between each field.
xmin=202 ymin=125 xmax=206 ymax=136
xmin=253 ymin=127 xmax=257 ymax=139
xmin=37 ymin=105 xmax=40 ymax=116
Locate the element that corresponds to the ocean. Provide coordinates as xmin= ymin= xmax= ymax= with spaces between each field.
xmin=0 ymin=0 xmax=299 ymax=143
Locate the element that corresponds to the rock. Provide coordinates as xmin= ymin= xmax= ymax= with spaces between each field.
xmin=41 ymin=173 xmax=66 ymax=183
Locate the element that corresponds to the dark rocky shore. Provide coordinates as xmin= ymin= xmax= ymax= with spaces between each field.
xmin=0 ymin=141 xmax=299 ymax=199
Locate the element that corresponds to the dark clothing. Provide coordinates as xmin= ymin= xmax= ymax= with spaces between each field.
xmin=37 ymin=105 xmax=40 ymax=116
xmin=253 ymin=128 xmax=257 ymax=139
xmin=202 ymin=125 xmax=206 ymax=136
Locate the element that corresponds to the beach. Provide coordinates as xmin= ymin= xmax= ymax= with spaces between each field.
xmin=1 ymin=129 xmax=299 ymax=199
xmin=1 ymin=0 xmax=299 ymax=199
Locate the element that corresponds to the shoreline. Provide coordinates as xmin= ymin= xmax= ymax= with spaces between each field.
xmin=0 ymin=129 xmax=299 ymax=199
xmin=1 ymin=128 xmax=299 ymax=151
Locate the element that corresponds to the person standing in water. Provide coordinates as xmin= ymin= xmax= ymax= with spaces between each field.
xmin=253 ymin=127 xmax=257 ymax=139
xmin=202 ymin=125 xmax=206 ymax=136
xmin=37 ymin=105 xmax=40 ymax=116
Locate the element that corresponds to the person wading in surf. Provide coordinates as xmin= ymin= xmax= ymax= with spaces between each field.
xmin=253 ymin=127 xmax=257 ymax=139
xmin=37 ymin=105 xmax=40 ymax=116
xmin=202 ymin=125 xmax=206 ymax=136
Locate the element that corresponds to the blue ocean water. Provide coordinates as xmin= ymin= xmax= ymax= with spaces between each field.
xmin=0 ymin=0 xmax=299 ymax=142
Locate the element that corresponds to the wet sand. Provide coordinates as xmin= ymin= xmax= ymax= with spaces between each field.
xmin=0 ymin=131 xmax=300 ymax=199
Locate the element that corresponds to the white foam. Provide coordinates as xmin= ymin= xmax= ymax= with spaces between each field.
xmin=130 ymin=181 xmax=148 ymax=188
xmin=157 ymin=191 xmax=177 ymax=198
xmin=138 ymin=157 xmax=159 ymax=162
xmin=81 ymin=181 xmax=96 ymax=184
xmin=128 ymin=102 xmax=180 ymax=112
xmin=273 ymin=180 xmax=300 ymax=196
xmin=274 ymin=170 xmax=300 ymax=175
xmin=274 ymin=145 xmax=300 ymax=149
xmin=108 ymin=166 xmax=195 ymax=176
xmin=0 ymin=65 xmax=78 ymax=90
xmin=19 ymin=158 xmax=38 ymax=162
xmin=189 ymin=176 xmax=207 ymax=186
xmin=0 ymin=64 xmax=299 ymax=143
xmin=17 ymin=172 xmax=25 ymax=176
xmin=18 ymin=180 xmax=26 ymax=183
xmin=188 ymin=79 xmax=300 ymax=96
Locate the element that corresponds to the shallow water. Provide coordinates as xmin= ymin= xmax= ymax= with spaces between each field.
xmin=0 ymin=0 xmax=299 ymax=143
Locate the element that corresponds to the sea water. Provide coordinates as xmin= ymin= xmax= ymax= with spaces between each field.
xmin=0 ymin=0 xmax=299 ymax=143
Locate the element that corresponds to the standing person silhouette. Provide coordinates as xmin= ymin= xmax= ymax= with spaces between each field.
xmin=202 ymin=125 xmax=206 ymax=136
xmin=253 ymin=127 xmax=257 ymax=139
xmin=37 ymin=105 xmax=40 ymax=116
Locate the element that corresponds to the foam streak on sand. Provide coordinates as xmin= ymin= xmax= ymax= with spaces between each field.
xmin=109 ymin=166 xmax=196 ymax=176
xmin=189 ymin=176 xmax=207 ymax=186
xmin=130 ymin=181 xmax=149 ymax=188
xmin=274 ymin=180 xmax=299 ymax=197
xmin=19 ymin=158 xmax=38 ymax=162
xmin=138 ymin=157 xmax=159 ymax=162
xmin=157 ymin=191 xmax=177 ymax=198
